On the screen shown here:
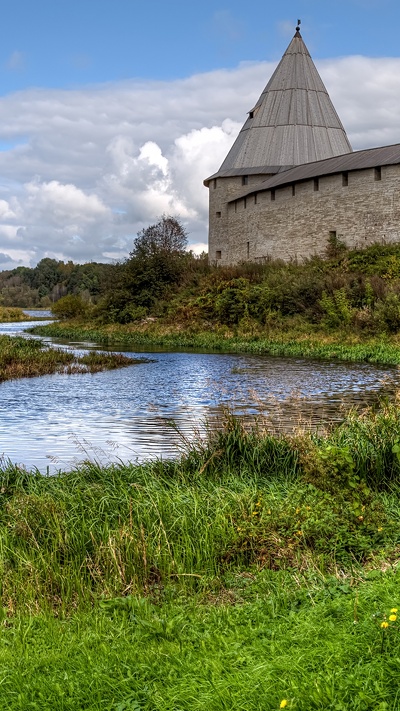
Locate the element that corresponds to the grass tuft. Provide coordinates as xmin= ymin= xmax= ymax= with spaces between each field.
xmin=2 ymin=408 xmax=400 ymax=707
xmin=0 ymin=334 xmax=145 ymax=381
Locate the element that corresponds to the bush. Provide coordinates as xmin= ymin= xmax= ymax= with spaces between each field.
xmin=320 ymin=288 xmax=353 ymax=328
xmin=51 ymin=295 xmax=88 ymax=320
xmin=373 ymin=292 xmax=400 ymax=333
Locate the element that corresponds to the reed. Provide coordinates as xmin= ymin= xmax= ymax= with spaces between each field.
xmin=0 ymin=306 xmax=27 ymax=322
xmin=1 ymin=405 xmax=400 ymax=614
xmin=30 ymin=321 xmax=400 ymax=366
xmin=1 ymin=409 xmax=400 ymax=708
xmin=0 ymin=334 xmax=142 ymax=381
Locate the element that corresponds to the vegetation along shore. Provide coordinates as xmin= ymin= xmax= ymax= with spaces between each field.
xmin=0 ymin=334 xmax=141 ymax=382
xmin=20 ymin=223 xmax=400 ymax=366
xmin=4 ymin=224 xmax=400 ymax=708
xmin=1 ymin=408 xmax=400 ymax=708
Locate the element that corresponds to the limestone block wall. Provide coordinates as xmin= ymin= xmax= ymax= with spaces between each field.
xmin=208 ymin=164 xmax=400 ymax=264
xmin=208 ymin=174 xmax=272 ymax=263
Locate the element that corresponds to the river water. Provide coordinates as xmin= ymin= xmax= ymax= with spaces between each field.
xmin=1 ymin=314 xmax=399 ymax=472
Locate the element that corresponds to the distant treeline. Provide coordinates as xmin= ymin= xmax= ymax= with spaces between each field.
xmin=0 ymin=257 xmax=115 ymax=307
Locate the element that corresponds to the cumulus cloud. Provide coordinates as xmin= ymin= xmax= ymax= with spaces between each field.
xmin=0 ymin=54 xmax=399 ymax=267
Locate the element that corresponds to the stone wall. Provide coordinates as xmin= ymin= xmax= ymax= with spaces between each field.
xmin=208 ymin=174 xmax=272 ymax=263
xmin=208 ymin=164 xmax=400 ymax=264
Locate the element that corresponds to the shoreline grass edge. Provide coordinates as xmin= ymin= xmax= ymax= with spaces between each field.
xmin=29 ymin=320 xmax=400 ymax=366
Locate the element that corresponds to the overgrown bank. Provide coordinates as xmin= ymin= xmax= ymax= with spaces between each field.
xmin=28 ymin=238 xmax=400 ymax=365
xmin=30 ymin=318 xmax=400 ymax=366
xmin=4 ymin=407 xmax=400 ymax=610
xmin=2 ymin=409 xmax=400 ymax=707
xmin=0 ymin=335 xmax=142 ymax=381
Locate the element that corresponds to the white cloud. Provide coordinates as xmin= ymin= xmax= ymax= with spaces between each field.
xmin=0 ymin=55 xmax=399 ymax=267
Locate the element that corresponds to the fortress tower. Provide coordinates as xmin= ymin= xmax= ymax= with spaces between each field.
xmin=204 ymin=23 xmax=353 ymax=263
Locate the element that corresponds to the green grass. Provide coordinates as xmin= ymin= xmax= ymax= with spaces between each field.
xmin=2 ymin=409 xmax=400 ymax=708
xmin=0 ymin=306 xmax=28 ymax=322
xmin=30 ymin=319 xmax=400 ymax=366
xmin=1 ymin=573 xmax=400 ymax=711
xmin=3 ymin=407 xmax=400 ymax=610
xmin=0 ymin=335 xmax=144 ymax=381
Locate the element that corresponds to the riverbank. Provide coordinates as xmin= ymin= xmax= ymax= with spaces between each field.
xmin=0 ymin=306 xmax=29 ymax=322
xmin=30 ymin=318 xmax=400 ymax=366
xmin=2 ymin=408 xmax=400 ymax=708
xmin=0 ymin=334 xmax=142 ymax=382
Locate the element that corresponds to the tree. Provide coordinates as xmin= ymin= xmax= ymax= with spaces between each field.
xmin=121 ymin=215 xmax=189 ymax=308
xmin=51 ymin=294 xmax=88 ymax=320
xmin=131 ymin=215 xmax=188 ymax=260
xmin=95 ymin=216 xmax=191 ymax=322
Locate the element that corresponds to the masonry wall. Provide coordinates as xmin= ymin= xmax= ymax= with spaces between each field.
xmin=208 ymin=165 xmax=400 ymax=264
xmin=208 ymin=174 xmax=272 ymax=263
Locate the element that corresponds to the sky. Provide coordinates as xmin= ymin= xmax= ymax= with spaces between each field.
xmin=0 ymin=0 xmax=400 ymax=268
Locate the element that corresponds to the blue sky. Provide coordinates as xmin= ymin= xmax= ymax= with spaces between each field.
xmin=1 ymin=0 xmax=398 ymax=91
xmin=0 ymin=0 xmax=399 ymax=267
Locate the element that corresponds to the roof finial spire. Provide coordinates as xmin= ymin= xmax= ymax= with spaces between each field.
xmin=295 ymin=19 xmax=301 ymax=36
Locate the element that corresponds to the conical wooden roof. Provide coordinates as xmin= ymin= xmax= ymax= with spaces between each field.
xmin=211 ymin=27 xmax=352 ymax=180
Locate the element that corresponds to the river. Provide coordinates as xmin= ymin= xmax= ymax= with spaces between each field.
xmin=1 ymin=314 xmax=399 ymax=472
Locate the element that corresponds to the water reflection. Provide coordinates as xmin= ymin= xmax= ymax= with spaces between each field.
xmin=0 ymin=318 xmax=399 ymax=471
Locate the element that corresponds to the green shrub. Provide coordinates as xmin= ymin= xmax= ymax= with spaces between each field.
xmin=373 ymin=292 xmax=400 ymax=333
xmin=51 ymin=294 xmax=88 ymax=320
xmin=319 ymin=288 xmax=353 ymax=327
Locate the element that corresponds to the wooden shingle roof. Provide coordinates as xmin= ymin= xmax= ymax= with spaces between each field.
xmin=229 ymin=143 xmax=400 ymax=202
xmin=205 ymin=27 xmax=352 ymax=186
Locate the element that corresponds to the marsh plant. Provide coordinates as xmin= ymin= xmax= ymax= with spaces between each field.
xmin=0 ymin=334 xmax=140 ymax=382
xmin=1 ymin=408 xmax=400 ymax=708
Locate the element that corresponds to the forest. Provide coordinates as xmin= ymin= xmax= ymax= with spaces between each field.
xmin=0 ymin=257 xmax=114 ymax=307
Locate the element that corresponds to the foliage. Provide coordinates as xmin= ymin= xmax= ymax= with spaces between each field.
xmin=319 ymin=288 xmax=353 ymax=327
xmin=1 ymin=410 xmax=400 ymax=707
xmin=325 ymin=231 xmax=348 ymax=259
xmin=100 ymin=215 xmax=192 ymax=321
xmin=51 ymin=294 xmax=88 ymax=320
xmin=0 ymin=335 xmax=136 ymax=381
xmin=7 ymin=241 xmax=400 ymax=335
xmin=88 ymin=241 xmax=400 ymax=334
xmin=373 ymin=292 xmax=400 ymax=332
xmin=133 ymin=214 xmax=188 ymax=258
xmin=0 ymin=258 xmax=114 ymax=307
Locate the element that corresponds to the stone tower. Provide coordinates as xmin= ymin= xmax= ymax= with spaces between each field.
xmin=204 ymin=23 xmax=352 ymax=263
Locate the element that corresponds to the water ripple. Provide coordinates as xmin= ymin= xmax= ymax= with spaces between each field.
xmin=0 ymin=316 xmax=399 ymax=472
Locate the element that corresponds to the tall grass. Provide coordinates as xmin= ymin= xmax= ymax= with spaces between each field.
xmin=0 ymin=305 xmax=27 ymax=322
xmin=1 ymin=405 xmax=400 ymax=613
xmin=0 ymin=334 xmax=141 ymax=381
xmin=29 ymin=321 xmax=400 ymax=366
xmin=2 ymin=410 xmax=400 ymax=708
